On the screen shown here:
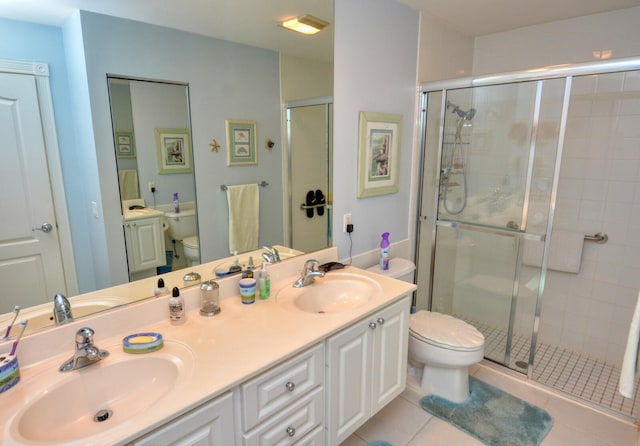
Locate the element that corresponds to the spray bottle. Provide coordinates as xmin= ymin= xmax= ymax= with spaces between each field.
xmin=380 ymin=232 xmax=390 ymax=271
xmin=173 ymin=192 xmax=180 ymax=213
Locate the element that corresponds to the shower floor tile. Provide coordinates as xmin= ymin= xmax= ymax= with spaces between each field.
xmin=460 ymin=316 xmax=640 ymax=419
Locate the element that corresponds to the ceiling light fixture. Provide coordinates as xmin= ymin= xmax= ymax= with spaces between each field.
xmin=280 ymin=15 xmax=329 ymax=35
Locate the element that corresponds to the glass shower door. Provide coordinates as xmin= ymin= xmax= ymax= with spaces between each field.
xmin=427 ymin=77 xmax=566 ymax=371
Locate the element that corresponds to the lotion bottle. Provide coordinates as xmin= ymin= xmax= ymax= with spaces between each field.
xmin=259 ymin=262 xmax=270 ymax=300
xmin=154 ymin=278 xmax=169 ymax=297
xmin=168 ymin=286 xmax=185 ymax=325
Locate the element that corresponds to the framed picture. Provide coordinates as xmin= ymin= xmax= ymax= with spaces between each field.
xmin=226 ymin=119 xmax=257 ymax=166
xmin=357 ymin=111 xmax=403 ymax=198
xmin=155 ymin=128 xmax=192 ymax=174
xmin=115 ymin=130 xmax=136 ymax=158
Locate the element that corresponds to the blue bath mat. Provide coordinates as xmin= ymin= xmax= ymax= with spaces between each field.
xmin=420 ymin=376 xmax=553 ymax=446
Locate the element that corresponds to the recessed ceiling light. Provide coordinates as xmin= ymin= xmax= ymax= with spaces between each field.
xmin=280 ymin=15 xmax=329 ymax=35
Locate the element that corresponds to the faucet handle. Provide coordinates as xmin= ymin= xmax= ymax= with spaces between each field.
xmin=75 ymin=327 xmax=95 ymax=347
xmin=303 ymin=259 xmax=320 ymax=271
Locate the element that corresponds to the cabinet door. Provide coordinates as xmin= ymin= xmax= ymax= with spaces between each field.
xmin=125 ymin=217 xmax=165 ymax=272
xmin=132 ymin=392 xmax=235 ymax=446
xmin=325 ymin=319 xmax=373 ymax=445
xmin=371 ymin=296 xmax=410 ymax=414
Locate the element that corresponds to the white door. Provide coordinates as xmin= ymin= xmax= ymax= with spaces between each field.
xmin=0 ymin=72 xmax=67 ymax=312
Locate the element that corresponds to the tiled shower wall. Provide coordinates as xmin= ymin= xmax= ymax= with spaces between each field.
xmin=540 ymin=70 xmax=640 ymax=367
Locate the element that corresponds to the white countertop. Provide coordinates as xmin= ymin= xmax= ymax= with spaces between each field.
xmin=0 ymin=250 xmax=416 ymax=445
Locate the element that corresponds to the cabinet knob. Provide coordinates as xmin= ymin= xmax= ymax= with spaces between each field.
xmin=286 ymin=426 xmax=296 ymax=437
xmin=285 ymin=381 xmax=296 ymax=391
xmin=369 ymin=322 xmax=377 ymax=329
xmin=377 ymin=317 xmax=385 ymax=325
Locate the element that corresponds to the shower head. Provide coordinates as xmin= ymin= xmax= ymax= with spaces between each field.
xmin=446 ymin=100 xmax=476 ymax=121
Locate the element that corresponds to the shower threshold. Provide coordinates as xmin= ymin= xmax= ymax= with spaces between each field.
xmin=460 ymin=316 xmax=640 ymax=420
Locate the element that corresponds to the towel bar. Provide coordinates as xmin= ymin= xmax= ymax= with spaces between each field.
xmin=584 ymin=232 xmax=608 ymax=244
xmin=220 ymin=181 xmax=268 ymax=191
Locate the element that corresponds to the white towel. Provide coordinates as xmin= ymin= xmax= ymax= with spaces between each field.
xmin=522 ymin=229 xmax=584 ymax=273
xmin=226 ymin=184 xmax=259 ymax=254
xmin=118 ymin=169 xmax=140 ymax=200
xmin=620 ymin=289 xmax=640 ymax=398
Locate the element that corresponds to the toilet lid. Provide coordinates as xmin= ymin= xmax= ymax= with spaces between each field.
xmin=182 ymin=235 xmax=199 ymax=249
xmin=409 ymin=311 xmax=484 ymax=352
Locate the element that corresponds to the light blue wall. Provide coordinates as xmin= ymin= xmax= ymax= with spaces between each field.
xmin=0 ymin=17 xmax=96 ymax=292
xmin=333 ymin=0 xmax=420 ymax=260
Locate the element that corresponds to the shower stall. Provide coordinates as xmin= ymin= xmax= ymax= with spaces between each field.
xmin=415 ymin=57 xmax=640 ymax=421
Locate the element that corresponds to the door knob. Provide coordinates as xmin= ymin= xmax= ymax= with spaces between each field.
xmin=33 ymin=223 xmax=53 ymax=233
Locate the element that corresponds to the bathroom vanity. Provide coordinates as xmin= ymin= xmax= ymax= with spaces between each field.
xmin=0 ymin=248 xmax=415 ymax=445
xmin=122 ymin=207 xmax=166 ymax=275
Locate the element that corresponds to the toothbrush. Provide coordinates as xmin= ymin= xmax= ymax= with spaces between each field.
xmin=9 ymin=320 xmax=28 ymax=356
xmin=3 ymin=305 xmax=20 ymax=340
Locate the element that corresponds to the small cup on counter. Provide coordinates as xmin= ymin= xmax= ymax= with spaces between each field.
xmin=239 ymin=278 xmax=257 ymax=304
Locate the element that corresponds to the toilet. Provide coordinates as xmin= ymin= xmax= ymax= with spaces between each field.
xmin=409 ymin=311 xmax=484 ymax=402
xmin=165 ymin=208 xmax=200 ymax=266
xmin=367 ymin=257 xmax=485 ymax=403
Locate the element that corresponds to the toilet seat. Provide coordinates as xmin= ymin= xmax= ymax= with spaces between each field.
xmin=182 ymin=235 xmax=199 ymax=249
xmin=410 ymin=311 xmax=484 ymax=352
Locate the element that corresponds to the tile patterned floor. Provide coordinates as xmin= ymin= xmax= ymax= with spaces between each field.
xmin=466 ymin=317 xmax=640 ymax=419
xmin=340 ymin=362 xmax=640 ymax=446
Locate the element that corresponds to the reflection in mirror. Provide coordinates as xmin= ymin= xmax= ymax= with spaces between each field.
xmin=0 ymin=1 xmax=334 ymax=335
xmin=108 ymin=78 xmax=199 ymax=281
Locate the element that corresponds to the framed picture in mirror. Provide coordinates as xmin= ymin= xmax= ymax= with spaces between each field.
xmin=115 ymin=130 xmax=136 ymax=158
xmin=357 ymin=111 xmax=402 ymax=198
xmin=155 ymin=128 xmax=193 ymax=174
xmin=226 ymin=119 xmax=257 ymax=166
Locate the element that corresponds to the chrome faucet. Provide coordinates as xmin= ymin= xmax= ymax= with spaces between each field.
xmin=53 ymin=293 xmax=74 ymax=325
xmin=261 ymin=245 xmax=281 ymax=264
xmin=293 ymin=259 xmax=325 ymax=288
xmin=59 ymin=327 xmax=109 ymax=372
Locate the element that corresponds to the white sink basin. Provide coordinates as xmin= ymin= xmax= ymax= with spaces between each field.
xmin=10 ymin=341 xmax=194 ymax=444
xmin=277 ymin=272 xmax=383 ymax=314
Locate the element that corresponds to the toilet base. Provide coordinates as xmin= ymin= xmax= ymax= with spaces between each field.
xmin=420 ymin=364 xmax=470 ymax=403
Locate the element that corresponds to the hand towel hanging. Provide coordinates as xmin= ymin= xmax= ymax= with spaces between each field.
xmin=226 ymin=184 xmax=259 ymax=254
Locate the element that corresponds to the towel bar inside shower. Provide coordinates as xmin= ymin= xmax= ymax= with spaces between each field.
xmin=584 ymin=232 xmax=608 ymax=244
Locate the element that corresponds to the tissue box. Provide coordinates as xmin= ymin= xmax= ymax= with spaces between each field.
xmin=0 ymin=354 xmax=20 ymax=393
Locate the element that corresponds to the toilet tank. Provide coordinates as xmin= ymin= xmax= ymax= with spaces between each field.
xmin=165 ymin=208 xmax=197 ymax=241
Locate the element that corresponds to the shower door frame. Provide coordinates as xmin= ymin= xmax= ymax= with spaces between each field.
xmin=415 ymin=56 xmax=640 ymax=378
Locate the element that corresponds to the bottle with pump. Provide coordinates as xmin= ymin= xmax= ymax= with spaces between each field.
xmin=259 ymin=262 xmax=270 ymax=300
xmin=168 ymin=286 xmax=185 ymax=324
xmin=380 ymin=232 xmax=390 ymax=271
xmin=154 ymin=278 xmax=169 ymax=297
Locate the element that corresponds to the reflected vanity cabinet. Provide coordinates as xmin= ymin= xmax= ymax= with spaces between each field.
xmin=123 ymin=216 xmax=166 ymax=273
xmin=326 ymin=295 xmax=411 ymax=445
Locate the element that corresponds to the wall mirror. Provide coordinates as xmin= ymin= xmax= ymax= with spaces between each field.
xmin=0 ymin=1 xmax=333 ymax=335
xmin=108 ymin=78 xmax=199 ymax=281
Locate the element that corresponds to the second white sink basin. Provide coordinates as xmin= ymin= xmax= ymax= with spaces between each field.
xmin=10 ymin=340 xmax=194 ymax=444
xmin=278 ymin=272 xmax=383 ymax=314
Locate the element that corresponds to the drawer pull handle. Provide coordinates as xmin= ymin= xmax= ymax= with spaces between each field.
xmin=286 ymin=426 xmax=296 ymax=437
xmin=377 ymin=317 xmax=385 ymax=325
xmin=369 ymin=322 xmax=377 ymax=329
xmin=285 ymin=381 xmax=296 ymax=391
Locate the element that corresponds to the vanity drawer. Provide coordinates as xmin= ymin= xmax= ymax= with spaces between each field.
xmin=240 ymin=343 xmax=324 ymax=431
xmin=242 ymin=386 xmax=323 ymax=446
